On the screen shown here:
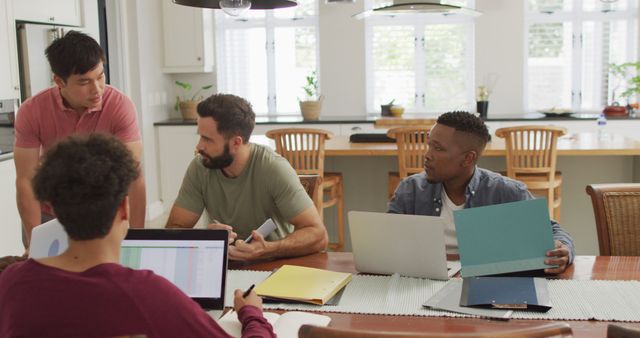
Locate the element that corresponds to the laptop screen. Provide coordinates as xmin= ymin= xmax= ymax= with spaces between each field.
xmin=121 ymin=229 xmax=229 ymax=310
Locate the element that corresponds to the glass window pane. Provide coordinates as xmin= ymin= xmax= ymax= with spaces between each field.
xmin=527 ymin=22 xmax=573 ymax=110
xmin=274 ymin=0 xmax=316 ymax=18
xmin=583 ymin=0 xmax=630 ymax=12
xmin=222 ymin=28 xmax=269 ymax=114
xmin=424 ymin=24 xmax=469 ymax=112
xmin=274 ymin=27 xmax=317 ymax=113
xmin=581 ymin=20 xmax=630 ymax=109
xmin=528 ymin=0 xmax=571 ymax=12
xmin=371 ymin=26 xmax=415 ymax=111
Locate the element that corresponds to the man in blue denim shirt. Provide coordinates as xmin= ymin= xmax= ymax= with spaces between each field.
xmin=388 ymin=112 xmax=574 ymax=274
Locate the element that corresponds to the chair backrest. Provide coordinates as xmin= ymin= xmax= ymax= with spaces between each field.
xmin=265 ymin=128 xmax=334 ymax=176
xmin=494 ymin=125 xmax=567 ymax=180
xmin=299 ymin=174 xmax=323 ymax=214
xmin=387 ymin=126 xmax=433 ymax=178
xmin=585 ymin=183 xmax=640 ymax=255
xmin=299 ymin=322 xmax=572 ymax=338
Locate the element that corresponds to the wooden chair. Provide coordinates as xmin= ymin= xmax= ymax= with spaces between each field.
xmin=299 ymin=174 xmax=323 ymax=214
xmin=607 ymin=324 xmax=640 ymax=338
xmin=585 ymin=184 xmax=640 ymax=256
xmin=494 ymin=126 xmax=567 ymax=221
xmin=299 ymin=322 xmax=573 ymax=338
xmin=386 ymin=126 xmax=433 ymax=200
xmin=266 ymin=128 xmax=345 ymax=251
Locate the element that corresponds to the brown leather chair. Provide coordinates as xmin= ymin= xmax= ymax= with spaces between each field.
xmin=607 ymin=324 xmax=640 ymax=338
xmin=495 ymin=126 xmax=566 ymax=221
xmin=266 ymin=128 xmax=345 ymax=251
xmin=299 ymin=322 xmax=573 ymax=338
xmin=386 ymin=126 xmax=433 ymax=200
xmin=586 ymin=183 xmax=640 ymax=255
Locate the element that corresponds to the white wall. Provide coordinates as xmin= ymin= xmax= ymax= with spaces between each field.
xmin=113 ymin=0 xmax=174 ymax=221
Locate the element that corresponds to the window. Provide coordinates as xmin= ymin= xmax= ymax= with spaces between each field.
xmin=215 ymin=0 xmax=319 ymax=116
xmin=365 ymin=0 xmax=475 ymax=113
xmin=525 ymin=0 xmax=638 ymax=112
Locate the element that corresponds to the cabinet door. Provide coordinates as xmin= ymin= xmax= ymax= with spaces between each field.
xmin=162 ymin=0 xmax=214 ymax=73
xmin=0 ymin=159 xmax=23 ymax=256
xmin=157 ymin=126 xmax=200 ymax=207
xmin=0 ymin=3 xmax=18 ymax=99
xmin=12 ymin=0 xmax=81 ymax=26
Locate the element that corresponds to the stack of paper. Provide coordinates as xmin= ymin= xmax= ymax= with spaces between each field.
xmin=254 ymin=265 xmax=353 ymax=305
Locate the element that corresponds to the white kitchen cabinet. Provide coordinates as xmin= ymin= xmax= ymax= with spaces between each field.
xmin=157 ymin=126 xmax=200 ymax=207
xmin=0 ymin=1 xmax=19 ymax=99
xmin=0 ymin=158 xmax=24 ymax=256
xmin=12 ymin=0 xmax=81 ymax=26
xmin=162 ymin=0 xmax=214 ymax=73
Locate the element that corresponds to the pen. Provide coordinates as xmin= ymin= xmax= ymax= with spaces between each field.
xmin=242 ymin=284 xmax=255 ymax=298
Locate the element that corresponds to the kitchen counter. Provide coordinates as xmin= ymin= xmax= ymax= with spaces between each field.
xmin=0 ymin=152 xmax=13 ymax=162
xmin=154 ymin=112 xmax=639 ymax=126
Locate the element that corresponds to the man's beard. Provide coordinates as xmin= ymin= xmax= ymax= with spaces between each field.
xmin=199 ymin=144 xmax=234 ymax=170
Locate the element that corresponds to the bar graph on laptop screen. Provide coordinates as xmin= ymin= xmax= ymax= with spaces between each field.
xmin=120 ymin=240 xmax=225 ymax=298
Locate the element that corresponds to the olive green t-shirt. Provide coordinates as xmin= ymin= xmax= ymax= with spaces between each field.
xmin=174 ymin=143 xmax=314 ymax=240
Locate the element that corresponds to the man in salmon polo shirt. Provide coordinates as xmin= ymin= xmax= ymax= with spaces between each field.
xmin=13 ymin=30 xmax=146 ymax=249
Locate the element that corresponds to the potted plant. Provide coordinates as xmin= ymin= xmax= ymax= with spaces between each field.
xmin=606 ymin=61 xmax=640 ymax=116
xmin=299 ymin=71 xmax=322 ymax=121
xmin=174 ymin=81 xmax=213 ymax=120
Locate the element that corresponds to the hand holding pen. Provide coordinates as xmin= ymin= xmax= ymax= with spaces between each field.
xmin=233 ymin=284 xmax=262 ymax=312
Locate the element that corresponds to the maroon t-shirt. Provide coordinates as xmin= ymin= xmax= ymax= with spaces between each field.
xmin=0 ymin=259 xmax=275 ymax=338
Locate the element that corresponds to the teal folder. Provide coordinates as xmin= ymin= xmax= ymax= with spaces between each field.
xmin=454 ymin=199 xmax=556 ymax=277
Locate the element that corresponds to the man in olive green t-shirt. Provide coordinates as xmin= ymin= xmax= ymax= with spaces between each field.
xmin=166 ymin=94 xmax=328 ymax=261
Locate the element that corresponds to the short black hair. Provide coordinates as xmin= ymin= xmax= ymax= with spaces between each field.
xmin=437 ymin=111 xmax=492 ymax=151
xmin=33 ymin=134 xmax=139 ymax=241
xmin=197 ymin=93 xmax=256 ymax=143
xmin=45 ymin=30 xmax=105 ymax=81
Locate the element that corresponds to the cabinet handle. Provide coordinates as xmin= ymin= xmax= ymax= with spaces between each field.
xmin=351 ymin=126 xmax=362 ymax=131
xmin=197 ymin=57 xmax=202 ymax=61
xmin=49 ymin=16 xmax=55 ymax=21
xmin=14 ymin=86 xmax=19 ymax=90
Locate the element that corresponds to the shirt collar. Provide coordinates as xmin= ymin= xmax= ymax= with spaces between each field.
xmin=465 ymin=166 xmax=481 ymax=197
xmin=52 ymin=87 xmax=102 ymax=114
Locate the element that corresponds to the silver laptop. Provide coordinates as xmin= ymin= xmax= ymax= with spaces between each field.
xmin=348 ymin=211 xmax=461 ymax=280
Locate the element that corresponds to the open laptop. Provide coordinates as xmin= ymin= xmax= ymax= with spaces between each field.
xmin=29 ymin=221 xmax=229 ymax=311
xmin=348 ymin=211 xmax=460 ymax=280
xmin=122 ymin=229 xmax=229 ymax=310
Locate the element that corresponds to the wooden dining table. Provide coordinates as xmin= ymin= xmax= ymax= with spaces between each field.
xmin=230 ymin=253 xmax=640 ymax=337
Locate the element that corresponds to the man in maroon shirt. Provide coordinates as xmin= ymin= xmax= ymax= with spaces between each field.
xmin=0 ymin=134 xmax=275 ymax=338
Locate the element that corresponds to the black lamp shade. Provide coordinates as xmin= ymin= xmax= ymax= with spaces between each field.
xmin=173 ymin=0 xmax=298 ymax=10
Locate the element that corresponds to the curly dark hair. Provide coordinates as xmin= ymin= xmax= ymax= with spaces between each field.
xmin=437 ymin=111 xmax=491 ymax=152
xmin=33 ymin=134 xmax=139 ymax=241
xmin=197 ymin=94 xmax=255 ymax=143
xmin=45 ymin=30 xmax=106 ymax=81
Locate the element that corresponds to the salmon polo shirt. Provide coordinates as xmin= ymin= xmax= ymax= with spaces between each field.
xmin=14 ymin=85 xmax=140 ymax=151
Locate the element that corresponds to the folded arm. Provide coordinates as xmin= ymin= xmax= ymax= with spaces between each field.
xmin=229 ymin=206 xmax=328 ymax=261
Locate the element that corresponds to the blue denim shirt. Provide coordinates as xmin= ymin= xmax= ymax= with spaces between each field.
xmin=388 ymin=167 xmax=575 ymax=263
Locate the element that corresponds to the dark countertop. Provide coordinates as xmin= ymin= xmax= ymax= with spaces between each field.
xmin=154 ymin=112 xmax=639 ymax=126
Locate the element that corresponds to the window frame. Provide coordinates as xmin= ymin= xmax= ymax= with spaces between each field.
xmin=214 ymin=3 xmax=320 ymax=116
xmin=523 ymin=0 xmax=638 ymax=112
xmin=363 ymin=1 xmax=476 ymax=114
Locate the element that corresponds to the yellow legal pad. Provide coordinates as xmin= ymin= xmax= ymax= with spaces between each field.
xmin=254 ymin=265 xmax=353 ymax=305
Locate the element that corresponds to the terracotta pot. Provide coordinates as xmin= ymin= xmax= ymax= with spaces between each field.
xmin=179 ymin=101 xmax=199 ymax=120
xmin=603 ymin=105 xmax=627 ymax=117
xmin=300 ymin=100 xmax=322 ymax=121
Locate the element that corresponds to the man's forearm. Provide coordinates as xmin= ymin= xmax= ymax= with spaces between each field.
xmin=128 ymin=176 xmax=146 ymax=228
xmin=16 ymin=180 xmax=42 ymax=246
xmin=264 ymin=226 xmax=327 ymax=259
